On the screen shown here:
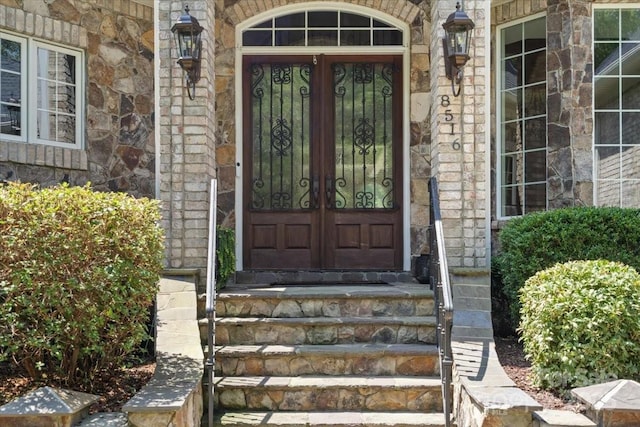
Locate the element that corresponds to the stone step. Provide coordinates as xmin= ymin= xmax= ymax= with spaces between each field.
xmin=200 ymin=284 xmax=434 ymax=319
xmin=206 ymin=316 xmax=437 ymax=345
xmin=204 ymin=410 xmax=449 ymax=427
xmin=75 ymin=412 xmax=128 ymax=426
xmin=533 ymin=409 xmax=596 ymax=427
xmin=211 ymin=343 xmax=439 ymax=376
xmin=212 ymin=376 xmax=443 ymax=412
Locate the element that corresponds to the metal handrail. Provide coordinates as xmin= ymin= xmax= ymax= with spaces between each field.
xmin=205 ymin=178 xmax=218 ymax=427
xmin=428 ymin=177 xmax=454 ymax=427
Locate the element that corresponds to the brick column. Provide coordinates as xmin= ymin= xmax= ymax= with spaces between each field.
xmin=547 ymin=0 xmax=593 ymax=208
xmin=431 ymin=0 xmax=488 ymax=268
xmin=157 ymin=1 xmax=217 ymax=270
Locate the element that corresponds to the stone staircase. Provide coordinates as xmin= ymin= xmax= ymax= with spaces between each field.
xmin=198 ymin=276 xmax=451 ymax=426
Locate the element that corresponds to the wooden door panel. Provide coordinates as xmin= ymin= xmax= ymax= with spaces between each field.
xmin=325 ymin=210 xmax=401 ymax=269
xmin=246 ymin=211 xmax=318 ymax=269
xmin=252 ymin=224 xmax=277 ymax=248
xmin=370 ymin=224 xmax=394 ymax=248
xmin=336 ymin=225 xmax=361 ymax=248
xmin=285 ymin=224 xmax=314 ymax=249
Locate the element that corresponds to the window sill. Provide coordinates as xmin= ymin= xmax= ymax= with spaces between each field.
xmin=0 ymin=140 xmax=87 ymax=171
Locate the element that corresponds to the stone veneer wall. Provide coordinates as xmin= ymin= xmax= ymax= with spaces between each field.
xmin=157 ymin=1 xmax=217 ymax=269
xmin=546 ymin=0 xmax=593 ymax=208
xmin=431 ymin=0 xmax=488 ymax=268
xmin=0 ymin=0 xmax=155 ymax=197
xmin=408 ymin=1 xmax=435 ymax=258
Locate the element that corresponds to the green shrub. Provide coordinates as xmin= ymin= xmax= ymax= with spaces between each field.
xmin=494 ymin=207 xmax=640 ymax=327
xmin=520 ymin=260 xmax=640 ymax=389
xmin=216 ymin=225 xmax=235 ymax=288
xmin=0 ymin=182 xmax=164 ymax=385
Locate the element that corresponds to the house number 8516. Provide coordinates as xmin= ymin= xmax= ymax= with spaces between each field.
xmin=440 ymin=95 xmax=460 ymax=150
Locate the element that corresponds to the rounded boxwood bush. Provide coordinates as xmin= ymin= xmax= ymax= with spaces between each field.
xmin=519 ymin=260 xmax=640 ymax=390
xmin=0 ymin=182 xmax=164 ymax=385
xmin=494 ymin=207 xmax=640 ymax=328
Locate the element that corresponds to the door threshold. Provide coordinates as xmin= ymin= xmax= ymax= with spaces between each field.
xmin=271 ymin=281 xmax=388 ymax=287
xmin=236 ymin=270 xmax=417 ymax=286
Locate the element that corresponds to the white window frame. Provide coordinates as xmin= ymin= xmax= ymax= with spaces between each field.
xmin=495 ymin=13 xmax=548 ymax=220
xmin=0 ymin=32 xmax=27 ymax=144
xmin=241 ymin=9 xmax=404 ymax=47
xmin=0 ymin=30 xmax=84 ymax=149
xmin=592 ymin=4 xmax=640 ymax=207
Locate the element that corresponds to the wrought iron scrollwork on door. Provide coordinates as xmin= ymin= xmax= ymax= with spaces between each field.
xmin=249 ymin=62 xmax=313 ymax=210
xmin=332 ymin=62 xmax=396 ymax=210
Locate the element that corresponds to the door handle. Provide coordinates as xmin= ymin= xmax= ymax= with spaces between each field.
xmin=312 ymin=175 xmax=320 ymax=209
xmin=325 ymin=174 xmax=333 ymax=208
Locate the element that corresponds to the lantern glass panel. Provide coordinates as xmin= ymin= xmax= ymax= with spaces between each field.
xmin=173 ymin=31 xmax=182 ymax=59
xmin=446 ymin=30 xmax=456 ymax=52
xmin=193 ymin=33 xmax=202 ymax=60
xmin=180 ymin=31 xmax=194 ymax=58
xmin=447 ymin=27 xmax=469 ymax=55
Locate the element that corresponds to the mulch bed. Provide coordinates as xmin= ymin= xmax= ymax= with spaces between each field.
xmin=1 ymin=337 xmax=587 ymax=414
xmin=494 ymin=336 xmax=586 ymax=412
xmin=0 ymin=359 xmax=155 ymax=413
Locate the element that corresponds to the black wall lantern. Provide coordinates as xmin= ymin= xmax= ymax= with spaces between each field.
xmin=171 ymin=5 xmax=203 ymax=100
xmin=442 ymin=2 xmax=475 ymax=97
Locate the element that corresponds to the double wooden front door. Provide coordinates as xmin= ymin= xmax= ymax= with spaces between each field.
xmin=242 ymin=54 xmax=403 ymax=270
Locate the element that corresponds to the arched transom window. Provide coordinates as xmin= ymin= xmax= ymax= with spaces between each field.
xmin=242 ymin=10 xmax=403 ymax=47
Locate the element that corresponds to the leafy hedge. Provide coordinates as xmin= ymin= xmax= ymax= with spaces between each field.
xmin=493 ymin=207 xmax=640 ymax=328
xmin=0 ymin=182 xmax=164 ymax=384
xmin=520 ymin=260 xmax=640 ymax=389
xmin=216 ymin=226 xmax=235 ymax=288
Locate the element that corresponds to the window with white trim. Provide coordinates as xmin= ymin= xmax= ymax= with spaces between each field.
xmin=242 ymin=10 xmax=403 ymax=47
xmin=0 ymin=32 xmax=83 ymax=149
xmin=594 ymin=7 xmax=640 ymax=207
xmin=497 ymin=16 xmax=547 ymax=218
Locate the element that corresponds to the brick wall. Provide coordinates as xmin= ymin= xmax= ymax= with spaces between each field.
xmin=431 ymin=0 xmax=488 ymax=268
xmin=157 ymin=1 xmax=216 ymax=269
xmin=492 ymin=0 xmax=547 ymax=25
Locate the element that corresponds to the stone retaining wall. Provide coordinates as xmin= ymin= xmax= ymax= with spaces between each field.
xmin=123 ymin=277 xmax=204 ymax=427
xmin=450 ymin=269 xmax=542 ymax=427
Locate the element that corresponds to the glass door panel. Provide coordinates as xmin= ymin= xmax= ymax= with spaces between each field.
xmin=332 ymin=62 xmax=395 ymax=209
xmin=249 ymin=63 xmax=312 ymax=210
